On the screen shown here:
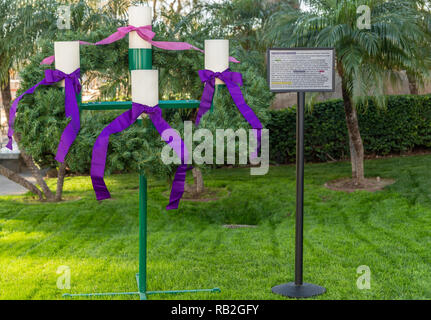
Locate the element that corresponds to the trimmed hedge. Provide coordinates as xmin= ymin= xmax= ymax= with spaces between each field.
xmin=268 ymin=95 xmax=431 ymax=164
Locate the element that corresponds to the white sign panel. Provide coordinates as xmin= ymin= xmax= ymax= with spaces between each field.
xmin=268 ymin=48 xmax=335 ymax=92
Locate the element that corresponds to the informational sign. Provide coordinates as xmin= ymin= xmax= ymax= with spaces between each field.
xmin=267 ymin=48 xmax=335 ymax=92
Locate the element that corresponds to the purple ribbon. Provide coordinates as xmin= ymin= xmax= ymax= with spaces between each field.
xmin=7 ymin=68 xmax=81 ymax=163
xmin=91 ymin=102 xmax=191 ymax=210
xmin=41 ymin=25 xmax=240 ymax=65
xmin=196 ymin=68 xmax=263 ymax=158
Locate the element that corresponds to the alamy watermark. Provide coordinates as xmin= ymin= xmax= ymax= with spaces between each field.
xmin=160 ymin=121 xmax=269 ymax=175
xmin=56 ymin=265 xmax=71 ymax=290
xmin=57 ymin=5 xmax=71 ymax=30
xmin=357 ymin=5 xmax=371 ymax=30
xmin=356 ymin=265 xmax=371 ymax=289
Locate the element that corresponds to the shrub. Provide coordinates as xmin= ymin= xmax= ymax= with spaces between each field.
xmin=268 ymin=95 xmax=431 ymax=164
xmin=14 ymin=25 xmax=272 ymax=177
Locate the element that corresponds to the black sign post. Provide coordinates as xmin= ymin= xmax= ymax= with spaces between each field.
xmin=267 ymin=48 xmax=335 ymax=298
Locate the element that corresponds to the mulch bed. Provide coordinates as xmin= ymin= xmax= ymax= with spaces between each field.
xmin=324 ymin=177 xmax=395 ymax=192
xmin=223 ymin=224 xmax=257 ymax=229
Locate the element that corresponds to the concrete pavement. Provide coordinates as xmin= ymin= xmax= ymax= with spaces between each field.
xmin=0 ymin=171 xmax=37 ymax=196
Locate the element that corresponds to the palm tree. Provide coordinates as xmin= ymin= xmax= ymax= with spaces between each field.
xmin=268 ymin=0 xmax=431 ymax=185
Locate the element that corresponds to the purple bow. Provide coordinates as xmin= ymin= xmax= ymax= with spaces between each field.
xmin=91 ymin=102 xmax=191 ymax=210
xmin=196 ymin=68 xmax=263 ymax=158
xmin=7 ymin=68 xmax=81 ymax=163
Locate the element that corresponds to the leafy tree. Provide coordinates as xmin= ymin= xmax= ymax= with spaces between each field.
xmin=267 ymin=0 xmax=431 ymax=185
xmin=0 ymin=0 xmax=125 ymax=201
xmin=0 ymin=0 xmax=60 ymax=201
xmin=15 ymin=2 xmax=272 ymax=198
xmin=145 ymin=0 xmax=275 ymax=193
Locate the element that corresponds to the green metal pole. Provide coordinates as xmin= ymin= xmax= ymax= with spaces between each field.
xmin=138 ymin=174 xmax=148 ymax=300
xmin=129 ymin=44 xmax=152 ymax=300
xmin=129 ymin=48 xmax=152 ymax=70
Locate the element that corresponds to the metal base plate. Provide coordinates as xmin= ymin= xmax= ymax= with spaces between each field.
xmin=272 ymin=282 xmax=326 ymax=298
xmin=62 ymin=274 xmax=220 ymax=300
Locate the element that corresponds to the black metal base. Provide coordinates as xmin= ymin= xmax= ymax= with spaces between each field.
xmin=272 ymin=282 xmax=326 ymax=298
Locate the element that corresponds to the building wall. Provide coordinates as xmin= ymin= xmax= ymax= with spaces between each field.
xmin=271 ymin=71 xmax=431 ymax=110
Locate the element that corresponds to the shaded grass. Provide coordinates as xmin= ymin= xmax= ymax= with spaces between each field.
xmin=1 ymin=154 xmax=431 ymax=299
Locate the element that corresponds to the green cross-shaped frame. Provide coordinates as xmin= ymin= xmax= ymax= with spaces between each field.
xmin=63 ymin=47 xmax=222 ymax=300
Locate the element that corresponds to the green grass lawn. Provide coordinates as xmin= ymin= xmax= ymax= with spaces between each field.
xmin=1 ymin=154 xmax=431 ymax=300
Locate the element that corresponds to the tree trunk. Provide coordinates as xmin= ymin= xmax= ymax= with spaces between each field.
xmin=184 ymin=167 xmax=204 ymax=196
xmin=341 ymin=80 xmax=365 ymax=185
xmin=1 ymin=72 xmax=12 ymax=114
xmin=192 ymin=167 xmax=204 ymax=194
xmin=407 ymin=72 xmax=419 ymax=95
xmin=0 ymin=163 xmax=43 ymax=199
xmin=55 ymin=161 xmax=67 ymax=201
xmin=152 ymin=0 xmax=157 ymax=20
xmin=1 ymin=71 xmax=56 ymax=201
xmin=17 ymin=146 xmax=56 ymax=201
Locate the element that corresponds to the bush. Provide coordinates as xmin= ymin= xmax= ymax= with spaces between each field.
xmin=14 ymin=17 xmax=273 ymax=177
xmin=268 ymin=95 xmax=431 ymax=164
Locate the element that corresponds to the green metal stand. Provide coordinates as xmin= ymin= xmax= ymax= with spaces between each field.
xmin=63 ymin=48 xmax=221 ymax=300
xmin=63 ymin=174 xmax=220 ymax=300
xmin=128 ymin=48 xmax=152 ymax=70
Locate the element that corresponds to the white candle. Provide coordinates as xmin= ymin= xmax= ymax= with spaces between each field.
xmin=128 ymin=6 xmax=152 ymax=49
xmin=131 ymin=69 xmax=158 ymax=107
xmin=205 ymin=39 xmax=229 ymax=85
xmin=54 ymin=41 xmax=80 ymax=87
